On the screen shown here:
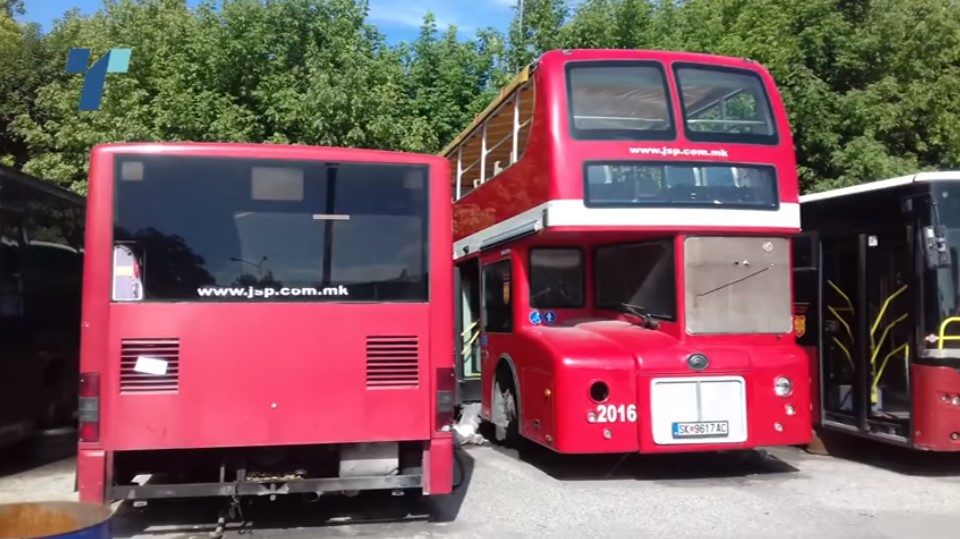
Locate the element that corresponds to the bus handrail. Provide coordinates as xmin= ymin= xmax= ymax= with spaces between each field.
xmin=872 ymin=342 xmax=908 ymax=403
xmin=826 ymin=305 xmax=854 ymax=343
xmin=870 ymin=284 xmax=907 ymax=349
xmin=937 ymin=316 xmax=960 ymax=349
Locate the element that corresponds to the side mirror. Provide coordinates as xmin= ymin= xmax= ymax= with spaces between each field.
xmin=922 ymin=225 xmax=952 ymax=269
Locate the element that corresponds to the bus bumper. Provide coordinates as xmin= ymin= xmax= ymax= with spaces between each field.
xmin=77 ymin=449 xmax=107 ymax=504
xmin=911 ymin=364 xmax=960 ymax=451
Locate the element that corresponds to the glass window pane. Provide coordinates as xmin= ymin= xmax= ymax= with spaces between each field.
xmin=483 ymin=260 xmax=512 ymax=332
xmin=595 ymin=241 xmax=676 ymax=320
xmin=567 ymin=63 xmax=673 ymax=140
xmin=675 ymin=66 xmax=776 ymax=143
xmin=585 ymin=162 xmax=778 ymax=209
xmin=529 ymin=248 xmax=584 ymax=308
xmin=113 ymin=155 xmax=429 ymax=302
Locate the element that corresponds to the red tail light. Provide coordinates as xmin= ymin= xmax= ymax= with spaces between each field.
xmin=436 ymin=367 xmax=455 ymax=431
xmin=78 ymin=373 xmax=100 ymax=442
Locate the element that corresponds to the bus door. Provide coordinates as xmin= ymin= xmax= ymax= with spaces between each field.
xmin=455 ymin=257 xmax=482 ymax=403
xmin=820 ymin=229 xmax=913 ymax=440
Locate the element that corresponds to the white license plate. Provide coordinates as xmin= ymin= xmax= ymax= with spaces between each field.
xmin=671 ymin=421 xmax=729 ymax=438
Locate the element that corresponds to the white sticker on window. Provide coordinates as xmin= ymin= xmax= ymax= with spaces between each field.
xmin=252 ymin=167 xmax=304 ymax=201
xmin=120 ymin=161 xmax=144 ymax=181
xmin=134 ymin=356 xmax=168 ymax=376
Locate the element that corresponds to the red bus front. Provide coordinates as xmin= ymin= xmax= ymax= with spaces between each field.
xmin=77 ymin=143 xmax=453 ymax=503
xmin=448 ymin=50 xmax=810 ymax=454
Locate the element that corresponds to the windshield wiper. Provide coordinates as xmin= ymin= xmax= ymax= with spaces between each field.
xmin=696 ymin=265 xmax=770 ymax=298
xmin=620 ymin=303 xmax=661 ymax=329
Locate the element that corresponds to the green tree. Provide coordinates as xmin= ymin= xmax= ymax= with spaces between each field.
xmin=507 ymin=0 xmax=567 ymax=71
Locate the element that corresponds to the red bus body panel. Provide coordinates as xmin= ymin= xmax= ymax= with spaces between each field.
xmin=452 ymin=49 xmax=809 ymax=454
xmin=911 ymin=364 xmax=960 ymax=451
xmin=78 ymin=143 xmax=453 ymax=502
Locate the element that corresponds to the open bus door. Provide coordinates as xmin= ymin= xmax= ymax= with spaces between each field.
xmin=455 ymin=258 xmax=482 ymax=403
xmin=817 ymin=226 xmax=915 ymax=443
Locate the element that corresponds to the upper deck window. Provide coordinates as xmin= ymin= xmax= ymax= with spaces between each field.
xmin=585 ymin=162 xmax=778 ymax=209
xmin=113 ymin=155 xmax=429 ymax=302
xmin=566 ymin=62 xmax=674 ymax=140
xmin=675 ymin=65 xmax=777 ymax=144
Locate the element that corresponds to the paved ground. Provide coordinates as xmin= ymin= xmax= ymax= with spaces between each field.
xmin=3 ymin=431 xmax=960 ymax=538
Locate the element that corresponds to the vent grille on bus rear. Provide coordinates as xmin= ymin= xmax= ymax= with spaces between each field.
xmin=120 ymin=339 xmax=180 ymax=393
xmin=366 ymin=336 xmax=419 ymax=388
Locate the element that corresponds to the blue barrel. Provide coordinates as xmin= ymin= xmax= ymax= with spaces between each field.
xmin=0 ymin=502 xmax=112 ymax=539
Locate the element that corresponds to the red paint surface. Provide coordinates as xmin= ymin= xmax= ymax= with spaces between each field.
xmin=911 ymin=364 xmax=960 ymax=451
xmin=77 ymin=143 xmax=453 ymax=500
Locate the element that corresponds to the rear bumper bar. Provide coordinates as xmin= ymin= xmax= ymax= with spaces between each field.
xmin=109 ymin=474 xmax=422 ymax=500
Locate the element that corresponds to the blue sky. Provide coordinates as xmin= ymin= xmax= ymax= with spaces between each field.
xmin=19 ymin=0 xmax=519 ymax=42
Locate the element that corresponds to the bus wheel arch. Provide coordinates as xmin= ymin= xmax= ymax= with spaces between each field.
xmin=491 ymin=355 xmax=521 ymax=445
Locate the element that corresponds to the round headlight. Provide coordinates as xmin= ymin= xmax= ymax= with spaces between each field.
xmin=774 ymin=376 xmax=793 ymax=398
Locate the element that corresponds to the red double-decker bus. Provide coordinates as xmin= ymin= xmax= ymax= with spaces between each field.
xmin=77 ymin=143 xmax=454 ymax=503
xmin=446 ymin=49 xmax=810 ymax=453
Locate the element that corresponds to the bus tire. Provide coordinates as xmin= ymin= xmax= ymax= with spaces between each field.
xmin=491 ymin=368 xmax=520 ymax=447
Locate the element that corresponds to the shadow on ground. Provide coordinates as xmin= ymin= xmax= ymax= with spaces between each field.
xmin=809 ymin=430 xmax=960 ymax=477
xmin=488 ymin=439 xmax=799 ymax=483
xmin=111 ymin=448 xmax=474 ymax=538
xmin=0 ymin=428 xmax=77 ymax=480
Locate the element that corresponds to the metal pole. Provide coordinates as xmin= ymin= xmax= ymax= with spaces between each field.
xmin=518 ymin=0 xmax=523 ymax=40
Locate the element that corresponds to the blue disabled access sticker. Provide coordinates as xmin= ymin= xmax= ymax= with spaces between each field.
xmin=543 ymin=310 xmax=557 ymax=325
xmin=529 ymin=311 xmax=542 ymax=325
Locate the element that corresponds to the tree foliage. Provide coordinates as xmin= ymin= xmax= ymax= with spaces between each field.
xmin=2 ymin=0 xmax=960 ymax=193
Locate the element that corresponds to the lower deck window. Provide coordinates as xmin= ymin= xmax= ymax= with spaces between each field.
xmin=529 ymin=248 xmax=584 ymax=308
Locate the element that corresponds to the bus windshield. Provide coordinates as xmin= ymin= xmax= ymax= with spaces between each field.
xmin=924 ymin=183 xmax=960 ymax=345
xmin=566 ymin=62 xmax=674 ymax=140
xmin=113 ymin=155 xmax=429 ymax=302
xmin=584 ymin=162 xmax=778 ymax=209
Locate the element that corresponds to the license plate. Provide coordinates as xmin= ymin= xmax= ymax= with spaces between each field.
xmin=671 ymin=421 xmax=729 ymax=438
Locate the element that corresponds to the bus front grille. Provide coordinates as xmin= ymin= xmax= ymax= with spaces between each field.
xmin=120 ymin=338 xmax=180 ymax=393
xmin=366 ymin=336 xmax=419 ymax=388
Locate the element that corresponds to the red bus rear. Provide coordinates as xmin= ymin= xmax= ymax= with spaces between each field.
xmin=77 ymin=143 xmax=453 ymax=503
xmin=446 ymin=49 xmax=810 ymax=453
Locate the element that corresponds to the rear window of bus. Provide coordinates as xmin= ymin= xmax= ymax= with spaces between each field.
xmin=674 ymin=64 xmax=778 ymax=144
xmin=112 ymin=155 xmax=429 ymax=302
xmin=566 ymin=62 xmax=675 ymax=140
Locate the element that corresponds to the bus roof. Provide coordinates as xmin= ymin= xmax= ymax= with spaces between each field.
xmin=0 ymin=164 xmax=84 ymax=204
xmin=92 ymin=142 xmax=446 ymax=166
xmin=800 ymin=171 xmax=960 ymax=204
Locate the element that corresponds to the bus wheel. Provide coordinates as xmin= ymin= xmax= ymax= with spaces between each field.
xmin=492 ymin=373 xmax=519 ymax=446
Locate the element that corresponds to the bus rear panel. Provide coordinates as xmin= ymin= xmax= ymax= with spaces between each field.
xmin=77 ymin=144 xmax=453 ymax=502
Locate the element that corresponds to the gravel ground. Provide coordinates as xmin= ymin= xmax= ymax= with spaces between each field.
xmin=2 ymin=431 xmax=960 ymax=538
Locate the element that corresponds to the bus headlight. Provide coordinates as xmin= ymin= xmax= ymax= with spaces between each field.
xmin=774 ymin=376 xmax=793 ymax=398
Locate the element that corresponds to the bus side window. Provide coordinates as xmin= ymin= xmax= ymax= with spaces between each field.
xmin=529 ymin=248 xmax=584 ymax=308
xmin=482 ymin=259 xmax=512 ymax=333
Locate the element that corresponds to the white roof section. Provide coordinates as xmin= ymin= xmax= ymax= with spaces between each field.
xmin=800 ymin=171 xmax=960 ymax=203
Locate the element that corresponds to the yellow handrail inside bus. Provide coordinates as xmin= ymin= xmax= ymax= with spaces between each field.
xmin=460 ymin=320 xmax=480 ymax=339
xmin=871 ymin=343 xmax=908 ymax=404
xmin=827 ymin=280 xmax=854 ymax=313
xmin=869 ymin=284 xmax=908 ymax=349
xmin=831 ymin=337 xmax=855 ymax=371
xmin=826 ymin=305 xmax=854 ymax=343
xmin=937 ymin=317 xmax=960 ymax=349
xmin=870 ymin=313 xmax=908 ymax=366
